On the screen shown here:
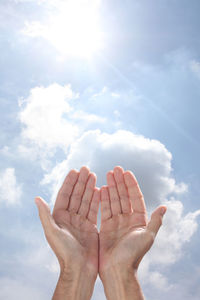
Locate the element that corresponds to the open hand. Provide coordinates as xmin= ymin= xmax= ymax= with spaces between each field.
xmin=99 ymin=166 xmax=167 ymax=277
xmin=35 ymin=166 xmax=100 ymax=277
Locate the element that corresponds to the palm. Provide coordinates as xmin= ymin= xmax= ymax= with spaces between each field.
xmin=100 ymin=215 xmax=153 ymax=272
xmin=99 ymin=167 xmax=155 ymax=274
xmin=52 ymin=208 xmax=99 ymax=270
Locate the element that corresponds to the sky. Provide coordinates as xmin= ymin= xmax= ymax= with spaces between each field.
xmin=0 ymin=0 xmax=200 ymax=299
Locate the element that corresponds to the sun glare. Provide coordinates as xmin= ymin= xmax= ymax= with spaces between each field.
xmin=40 ymin=1 xmax=103 ymax=58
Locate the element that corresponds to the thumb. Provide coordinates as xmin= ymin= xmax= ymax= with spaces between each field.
xmin=35 ymin=196 xmax=55 ymax=236
xmin=147 ymin=205 xmax=167 ymax=237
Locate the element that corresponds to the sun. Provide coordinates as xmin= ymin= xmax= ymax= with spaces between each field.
xmin=24 ymin=0 xmax=104 ymax=58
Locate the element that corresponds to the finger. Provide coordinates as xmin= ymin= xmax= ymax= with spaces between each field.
xmin=113 ymin=166 xmax=132 ymax=214
xmin=87 ymin=188 xmax=100 ymax=224
xmin=53 ymin=169 xmax=79 ymax=213
xmin=35 ymin=196 xmax=57 ymax=236
xmin=78 ymin=173 xmax=96 ymax=217
xmin=147 ymin=206 xmax=167 ymax=237
xmin=100 ymin=186 xmax=112 ymax=221
xmin=68 ymin=166 xmax=90 ymax=213
xmin=107 ymin=171 xmax=122 ymax=215
xmin=124 ymin=171 xmax=146 ymax=214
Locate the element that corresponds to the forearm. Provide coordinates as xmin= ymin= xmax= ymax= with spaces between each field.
xmin=52 ymin=266 xmax=97 ymax=300
xmin=100 ymin=267 xmax=144 ymax=300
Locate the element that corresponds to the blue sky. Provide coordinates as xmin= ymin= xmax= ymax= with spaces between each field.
xmin=0 ymin=0 xmax=200 ymax=299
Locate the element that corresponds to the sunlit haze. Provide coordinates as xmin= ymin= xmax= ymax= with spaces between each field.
xmin=23 ymin=0 xmax=103 ymax=58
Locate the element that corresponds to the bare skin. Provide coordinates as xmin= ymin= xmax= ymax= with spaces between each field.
xmin=35 ymin=166 xmax=100 ymax=300
xmin=99 ymin=166 xmax=167 ymax=300
xmin=35 ymin=165 xmax=167 ymax=300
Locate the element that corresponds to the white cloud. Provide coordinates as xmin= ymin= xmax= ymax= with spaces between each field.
xmin=18 ymin=83 xmax=79 ymax=152
xmin=0 ymin=146 xmax=10 ymax=156
xmin=148 ymin=271 xmax=171 ymax=291
xmin=18 ymin=83 xmax=105 ymax=164
xmin=111 ymin=92 xmax=121 ymax=98
xmin=0 ymin=168 xmax=22 ymax=206
xmin=41 ymin=130 xmax=186 ymax=207
xmin=149 ymin=199 xmax=200 ymax=264
xmin=70 ymin=110 xmax=106 ymax=124
xmin=113 ymin=110 xmax=120 ymax=117
xmin=91 ymin=86 xmax=108 ymax=99
xmin=91 ymin=86 xmax=121 ymax=101
xmin=0 ymin=226 xmax=59 ymax=299
xmin=138 ymin=198 xmax=200 ymax=291
xmin=13 ymin=0 xmax=41 ymax=3
xmin=40 ymin=129 xmax=200 ymax=291
xmin=21 ymin=21 xmax=44 ymax=38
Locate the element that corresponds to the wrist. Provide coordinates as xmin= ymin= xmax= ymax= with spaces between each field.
xmin=58 ymin=249 xmax=98 ymax=279
xmin=60 ymin=261 xmax=98 ymax=280
xmin=100 ymin=266 xmax=144 ymax=300
xmin=53 ymin=265 xmax=97 ymax=300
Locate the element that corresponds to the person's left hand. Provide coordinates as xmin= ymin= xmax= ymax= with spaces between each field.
xmin=99 ymin=166 xmax=167 ymax=278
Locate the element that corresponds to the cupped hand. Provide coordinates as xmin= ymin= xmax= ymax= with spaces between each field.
xmin=99 ymin=166 xmax=167 ymax=276
xmin=35 ymin=166 xmax=100 ymax=277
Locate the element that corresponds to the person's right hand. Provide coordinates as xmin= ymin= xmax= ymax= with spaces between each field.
xmin=35 ymin=166 xmax=100 ymax=278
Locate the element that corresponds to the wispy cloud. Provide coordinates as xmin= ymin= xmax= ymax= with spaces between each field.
xmin=190 ymin=60 xmax=200 ymax=79
xmin=0 ymin=168 xmax=22 ymax=206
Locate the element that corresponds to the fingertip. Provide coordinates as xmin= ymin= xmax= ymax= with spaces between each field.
xmin=100 ymin=185 xmax=107 ymax=189
xmin=123 ymin=170 xmax=130 ymax=179
xmin=35 ymin=196 xmax=41 ymax=206
xmin=114 ymin=165 xmax=124 ymax=173
xmin=107 ymin=170 xmax=113 ymax=177
xmin=124 ymin=170 xmax=137 ymax=184
xmin=90 ymin=172 xmax=97 ymax=181
xmin=100 ymin=185 xmax=108 ymax=192
xmin=80 ymin=165 xmax=90 ymax=173
xmin=93 ymin=187 xmax=100 ymax=197
xmin=160 ymin=205 xmax=167 ymax=216
xmin=94 ymin=187 xmax=100 ymax=194
xmin=124 ymin=170 xmax=134 ymax=177
xmin=113 ymin=166 xmax=124 ymax=182
xmin=69 ymin=169 xmax=79 ymax=176
xmin=35 ymin=196 xmax=51 ymax=213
